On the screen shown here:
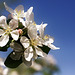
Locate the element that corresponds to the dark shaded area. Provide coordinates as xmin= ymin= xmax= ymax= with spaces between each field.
xmin=4 ymin=51 xmax=22 ymax=68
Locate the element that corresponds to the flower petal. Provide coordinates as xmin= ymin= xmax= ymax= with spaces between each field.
xmin=25 ymin=7 xmax=34 ymax=22
xmin=49 ymin=36 xmax=54 ymax=43
xmin=28 ymin=12 xmax=34 ymax=22
xmin=9 ymin=19 xmax=18 ymax=29
xmin=44 ymin=35 xmax=54 ymax=45
xmin=24 ymin=46 xmax=33 ymax=61
xmin=15 ymin=5 xmax=24 ymax=14
xmin=28 ymin=25 xmax=37 ymax=39
xmin=48 ymin=44 xmax=60 ymax=50
xmin=0 ymin=34 xmax=9 ymax=47
xmin=20 ymin=36 xmax=30 ymax=48
xmin=0 ymin=29 xmax=4 ymax=36
xmin=39 ymin=24 xmax=44 ymax=38
xmin=19 ymin=18 xmax=25 ymax=27
xmin=11 ymin=30 xmax=19 ymax=41
xmin=25 ymin=7 xmax=33 ymax=17
xmin=36 ymin=23 xmax=47 ymax=31
xmin=35 ymin=47 xmax=47 ymax=57
xmin=0 ymin=16 xmax=8 ymax=29
xmin=4 ymin=2 xmax=14 ymax=14
xmin=22 ymin=56 xmax=32 ymax=67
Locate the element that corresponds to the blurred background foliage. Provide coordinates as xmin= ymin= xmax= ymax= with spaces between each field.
xmin=0 ymin=54 xmax=60 ymax=75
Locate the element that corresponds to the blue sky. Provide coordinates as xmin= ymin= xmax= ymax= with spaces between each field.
xmin=0 ymin=0 xmax=75 ymax=75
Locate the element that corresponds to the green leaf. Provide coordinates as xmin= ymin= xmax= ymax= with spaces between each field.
xmin=18 ymin=21 xmax=24 ymax=29
xmin=4 ymin=52 xmax=22 ymax=68
xmin=7 ymin=19 xmax=11 ymax=24
xmin=38 ymin=45 xmax=51 ymax=54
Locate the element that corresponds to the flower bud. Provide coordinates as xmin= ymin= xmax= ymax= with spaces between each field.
xmin=18 ymin=29 xmax=23 ymax=35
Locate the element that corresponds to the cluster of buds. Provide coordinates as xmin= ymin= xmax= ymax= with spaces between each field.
xmin=0 ymin=2 xmax=60 ymax=68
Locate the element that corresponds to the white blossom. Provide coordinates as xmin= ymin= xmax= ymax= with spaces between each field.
xmin=39 ymin=23 xmax=60 ymax=50
xmin=20 ymin=25 xmax=47 ymax=62
xmin=4 ymin=2 xmax=25 ymax=26
xmin=0 ymin=16 xmax=19 ymax=47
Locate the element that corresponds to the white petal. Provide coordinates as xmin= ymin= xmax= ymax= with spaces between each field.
xmin=42 ymin=23 xmax=47 ymax=29
xmin=0 ymin=16 xmax=6 ymax=24
xmin=35 ymin=47 xmax=47 ymax=57
xmin=15 ymin=5 xmax=24 ymax=13
xmin=0 ymin=16 xmax=8 ymax=29
xmin=39 ymin=24 xmax=44 ymax=38
xmin=36 ymin=23 xmax=47 ymax=31
xmin=22 ymin=56 xmax=32 ymax=67
xmin=29 ymin=12 xmax=34 ymax=22
xmin=26 ymin=12 xmax=34 ymax=22
xmin=10 ymin=42 xmax=23 ymax=52
xmin=0 ymin=29 xmax=4 ymax=36
xmin=49 ymin=36 xmax=54 ymax=43
xmin=25 ymin=7 xmax=34 ymax=22
xmin=48 ymin=44 xmax=60 ymax=50
xmin=25 ymin=7 xmax=33 ymax=17
xmin=20 ymin=36 xmax=30 ymax=48
xmin=11 ymin=30 xmax=19 ymax=41
xmin=0 ymin=34 xmax=9 ymax=47
xmin=28 ymin=25 xmax=37 ymax=39
xmin=19 ymin=18 xmax=25 ymax=27
xmin=4 ymin=2 xmax=14 ymax=13
xmin=27 ymin=7 xmax=33 ymax=15
xmin=44 ymin=35 xmax=54 ymax=45
xmin=9 ymin=19 xmax=18 ymax=29
xmin=24 ymin=46 xmax=33 ymax=61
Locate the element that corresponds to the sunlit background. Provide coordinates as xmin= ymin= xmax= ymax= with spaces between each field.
xmin=0 ymin=0 xmax=75 ymax=75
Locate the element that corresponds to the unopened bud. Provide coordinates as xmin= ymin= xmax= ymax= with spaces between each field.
xmin=18 ymin=29 xmax=23 ymax=35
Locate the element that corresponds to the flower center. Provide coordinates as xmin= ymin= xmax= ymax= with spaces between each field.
xmin=15 ymin=9 xmax=21 ymax=19
xmin=31 ymin=39 xmax=38 ymax=46
xmin=5 ymin=27 xmax=11 ymax=34
xmin=44 ymin=35 xmax=49 ymax=40
xmin=32 ymin=22 xmax=36 ymax=26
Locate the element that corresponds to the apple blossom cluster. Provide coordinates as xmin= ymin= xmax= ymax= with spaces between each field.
xmin=0 ymin=2 xmax=60 ymax=68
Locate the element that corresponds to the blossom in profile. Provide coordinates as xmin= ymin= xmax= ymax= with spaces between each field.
xmin=4 ymin=2 xmax=25 ymax=26
xmin=38 ymin=23 xmax=60 ymax=50
xmin=0 ymin=16 xmax=19 ymax=47
xmin=4 ymin=2 xmax=25 ymax=20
